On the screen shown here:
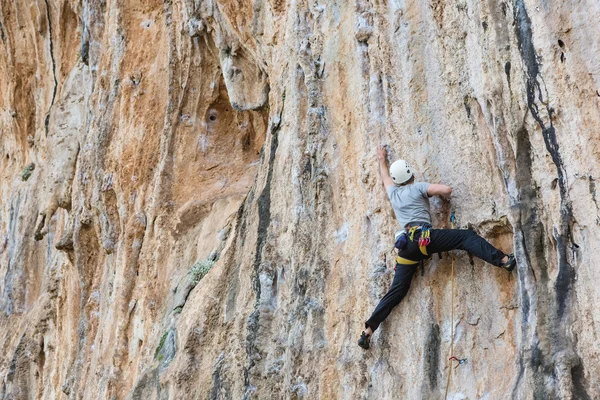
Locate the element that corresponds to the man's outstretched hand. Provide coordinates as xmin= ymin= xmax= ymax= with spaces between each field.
xmin=377 ymin=145 xmax=395 ymax=188
xmin=377 ymin=145 xmax=387 ymax=161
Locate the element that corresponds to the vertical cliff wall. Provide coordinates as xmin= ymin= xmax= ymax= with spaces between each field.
xmin=1 ymin=0 xmax=599 ymax=399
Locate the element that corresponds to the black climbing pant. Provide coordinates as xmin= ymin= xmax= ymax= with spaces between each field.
xmin=365 ymin=229 xmax=506 ymax=332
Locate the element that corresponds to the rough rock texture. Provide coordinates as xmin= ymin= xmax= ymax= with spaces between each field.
xmin=1 ymin=0 xmax=599 ymax=399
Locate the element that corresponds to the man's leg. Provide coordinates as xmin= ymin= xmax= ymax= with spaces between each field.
xmin=364 ymin=261 xmax=420 ymax=332
xmin=427 ymin=229 xmax=506 ymax=266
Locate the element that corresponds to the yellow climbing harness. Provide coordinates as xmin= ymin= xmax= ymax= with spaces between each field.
xmin=395 ymin=256 xmax=419 ymax=265
xmin=394 ymin=225 xmax=432 ymax=267
xmin=408 ymin=225 xmax=430 ymax=256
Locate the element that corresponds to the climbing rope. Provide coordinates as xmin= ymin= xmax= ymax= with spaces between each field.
xmin=444 ymin=212 xmax=466 ymax=400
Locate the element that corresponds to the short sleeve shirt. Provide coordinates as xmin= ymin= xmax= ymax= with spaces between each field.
xmin=386 ymin=182 xmax=431 ymax=228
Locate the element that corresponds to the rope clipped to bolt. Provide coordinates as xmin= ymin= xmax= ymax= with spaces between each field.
xmin=444 ymin=212 xmax=467 ymax=400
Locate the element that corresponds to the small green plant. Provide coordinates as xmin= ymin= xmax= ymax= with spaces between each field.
xmin=21 ymin=163 xmax=35 ymax=181
xmin=173 ymin=305 xmax=183 ymax=314
xmin=189 ymin=259 xmax=215 ymax=286
xmin=154 ymin=331 xmax=169 ymax=361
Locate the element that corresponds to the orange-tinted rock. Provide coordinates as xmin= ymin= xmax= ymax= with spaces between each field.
xmin=1 ymin=0 xmax=599 ymax=399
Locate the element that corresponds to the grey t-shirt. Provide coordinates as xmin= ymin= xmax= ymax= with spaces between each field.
xmin=387 ymin=182 xmax=431 ymax=228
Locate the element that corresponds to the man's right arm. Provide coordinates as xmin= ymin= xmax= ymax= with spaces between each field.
xmin=427 ymin=183 xmax=452 ymax=197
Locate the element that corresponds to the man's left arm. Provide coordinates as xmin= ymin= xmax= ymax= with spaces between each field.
xmin=377 ymin=146 xmax=395 ymax=189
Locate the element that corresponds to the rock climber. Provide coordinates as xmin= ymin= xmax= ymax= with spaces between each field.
xmin=358 ymin=145 xmax=516 ymax=350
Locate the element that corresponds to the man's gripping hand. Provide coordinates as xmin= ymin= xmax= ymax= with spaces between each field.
xmin=376 ymin=145 xmax=387 ymax=161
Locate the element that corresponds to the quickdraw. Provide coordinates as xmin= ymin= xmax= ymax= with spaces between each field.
xmin=418 ymin=226 xmax=431 ymax=254
xmin=449 ymin=356 xmax=467 ymax=365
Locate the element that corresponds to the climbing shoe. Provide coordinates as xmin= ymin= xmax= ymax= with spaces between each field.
xmin=500 ymin=253 xmax=516 ymax=272
xmin=358 ymin=331 xmax=371 ymax=350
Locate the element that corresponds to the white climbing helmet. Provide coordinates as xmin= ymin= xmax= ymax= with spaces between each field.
xmin=389 ymin=159 xmax=414 ymax=184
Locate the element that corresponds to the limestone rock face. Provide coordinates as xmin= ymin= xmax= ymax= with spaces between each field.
xmin=1 ymin=0 xmax=599 ymax=399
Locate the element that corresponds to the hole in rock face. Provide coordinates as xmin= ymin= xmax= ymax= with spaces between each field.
xmin=560 ymin=52 xmax=566 ymax=63
xmin=170 ymin=70 xmax=268 ymax=240
xmin=558 ymin=39 xmax=565 ymax=48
